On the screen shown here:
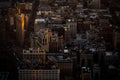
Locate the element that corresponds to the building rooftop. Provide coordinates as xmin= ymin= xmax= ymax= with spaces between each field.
xmin=18 ymin=57 xmax=58 ymax=70
xmin=23 ymin=48 xmax=45 ymax=55
xmin=82 ymin=67 xmax=91 ymax=73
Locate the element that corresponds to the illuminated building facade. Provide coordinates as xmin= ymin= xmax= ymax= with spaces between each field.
xmin=49 ymin=32 xmax=64 ymax=52
xmin=15 ymin=13 xmax=25 ymax=46
xmin=23 ymin=48 xmax=46 ymax=64
xmin=18 ymin=48 xmax=60 ymax=80
xmin=30 ymin=28 xmax=52 ymax=52
xmin=18 ymin=69 xmax=60 ymax=80
xmin=66 ymin=19 xmax=77 ymax=39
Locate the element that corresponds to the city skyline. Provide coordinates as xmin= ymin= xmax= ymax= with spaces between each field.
xmin=0 ymin=0 xmax=120 ymax=80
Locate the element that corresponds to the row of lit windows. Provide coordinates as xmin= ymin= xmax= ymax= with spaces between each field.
xmin=23 ymin=55 xmax=45 ymax=58
xmin=19 ymin=71 xmax=59 ymax=75
xmin=19 ymin=72 xmax=59 ymax=80
xmin=19 ymin=74 xmax=58 ymax=77
xmin=19 ymin=70 xmax=59 ymax=73
xmin=23 ymin=50 xmax=45 ymax=54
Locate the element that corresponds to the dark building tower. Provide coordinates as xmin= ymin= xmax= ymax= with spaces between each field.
xmin=10 ymin=0 xmax=17 ymax=7
xmin=113 ymin=27 xmax=120 ymax=50
xmin=77 ymin=50 xmax=80 ymax=64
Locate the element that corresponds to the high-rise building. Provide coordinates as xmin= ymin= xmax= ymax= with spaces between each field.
xmin=49 ymin=32 xmax=64 ymax=52
xmin=23 ymin=48 xmax=46 ymax=64
xmin=30 ymin=28 xmax=52 ymax=52
xmin=113 ymin=29 xmax=120 ymax=50
xmin=64 ymin=19 xmax=77 ymax=43
xmin=66 ymin=19 xmax=77 ymax=39
xmin=18 ymin=69 xmax=60 ymax=80
xmin=18 ymin=48 xmax=60 ymax=80
xmin=57 ymin=58 xmax=73 ymax=76
xmin=15 ymin=13 xmax=25 ymax=46
xmin=15 ymin=13 xmax=29 ymax=45
xmin=80 ymin=51 xmax=93 ymax=67
xmin=8 ymin=8 xmax=17 ymax=29
xmin=81 ymin=67 xmax=92 ymax=80
xmin=93 ymin=64 xmax=101 ymax=80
